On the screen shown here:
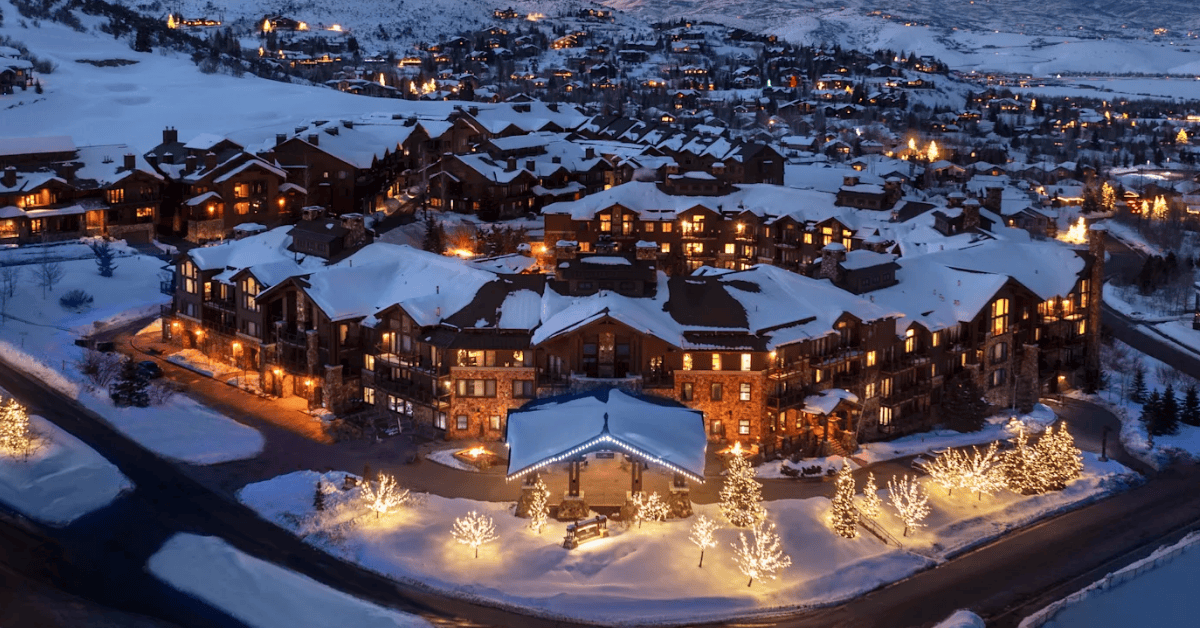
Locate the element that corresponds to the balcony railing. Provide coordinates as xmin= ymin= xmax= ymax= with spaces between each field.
xmin=202 ymin=298 xmax=236 ymax=313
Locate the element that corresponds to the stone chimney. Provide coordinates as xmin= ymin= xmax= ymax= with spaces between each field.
xmin=2 ymin=167 xmax=16 ymax=189
xmin=525 ymin=159 xmax=536 ymax=171
xmin=204 ymin=151 xmax=217 ymax=171
xmin=506 ymin=157 xmax=517 ymax=172
xmin=962 ymin=199 xmax=981 ymax=232
xmin=186 ymin=154 xmax=197 ymax=172
xmin=146 ymin=152 xmax=158 ymax=167
xmin=946 ymin=192 xmax=965 ymax=208
xmin=163 ymin=126 xmax=178 ymax=144
xmin=983 ymin=186 xmax=1002 ymax=214
xmin=1085 ymin=223 xmax=1106 ymax=379
xmin=555 ymin=239 xmax=578 ymax=261
xmin=585 ymin=147 xmax=595 ymax=160
xmin=307 ymin=133 xmax=319 ymax=147
xmin=341 ymin=213 xmax=367 ymax=247
xmin=819 ymin=242 xmax=846 ymax=284
xmin=341 ymin=119 xmax=354 ymax=129
xmin=468 ymin=106 xmax=479 ymax=116
xmin=843 ymin=175 xmax=860 ymax=187
xmin=635 ymin=240 xmax=657 ymax=261
xmin=275 ymin=133 xmax=287 ymax=147
xmin=301 ymin=206 xmax=326 ymax=221
xmin=123 ymin=154 xmax=136 ymax=171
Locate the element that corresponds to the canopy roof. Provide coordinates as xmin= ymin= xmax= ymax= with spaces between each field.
xmin=505 ymin=388 xmax=707 ymax=483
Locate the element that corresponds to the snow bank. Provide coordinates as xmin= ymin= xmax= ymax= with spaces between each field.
xmin=82 ymin=392 xmax=263 ymax=465
xmin=857 ymin=406 xmax=1054 ymax=466
xmin=1020 ymin=532 xmax=1200 ymax=628
xmin=935 ymin=610 xmax=985 ymax=628
xmin=148 ymin=534 xmax=431 ymax=628
xmin=0 ymin=415 xmax=131 ymax=525
xmin=425 ymin=449 xmax=479 ymax=472
xmin=0 ymin=341 xmax=80 ymax=398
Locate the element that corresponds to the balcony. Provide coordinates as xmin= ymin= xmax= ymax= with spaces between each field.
xmin=768 ymin=386 xmax=812 ymax=411
xmin=377 ymin=352 xmax=447 ymax=376
xmin=202 ymin=297 xmax=236 ymax=313
xmin=374 ymin=373 xmax=444 ymax=405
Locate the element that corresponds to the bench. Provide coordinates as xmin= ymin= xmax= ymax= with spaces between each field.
xmin=562 ymin=515 xmax=608 ymax=549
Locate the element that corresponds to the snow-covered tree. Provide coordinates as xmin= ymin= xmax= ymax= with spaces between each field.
xmin=527 ymin=475 xmax=550 ymax=535
xmin=0 ymin=398 xmax=33 ymax=458
xmin=90 ymin=241 xmax=118 ymax=278
xmin=888 ymin=475 xmax=931 ymax=537
xmin=917 ymin=448 xmax=970 ymax=497
xmin=313 ymin=479 xmax=326 ymax=512
xmin=829 ymin=460 xmax=858 ymax=538
xmin=689 ymin=514 xmax=720 ymax=568
xmin=732 ymin=520 xmax=791 ymax=587
xmin=109 ymin=358 xmax=150 ymax=408
xmin=859 ymin=472 xmax=882 ymax=519
xmin=359 ymin=472 xmax=409 ymax=518
xmin=452 ymin=510 xmax=498 ymax=558
xmin=720 ymin=453 xmax=765 ymax=527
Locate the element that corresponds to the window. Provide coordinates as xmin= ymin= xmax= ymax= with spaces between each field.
xmin=235 ymin=202 xmax=250 ymax=215
xmin=660 ymin=242 xmax=671 ymax=253
xmin=738 ymin=419 xmax=751 ymax=435
xmin=234 ymin=183 xmax=249 ymax=199
xmin=600 ymin=214 xmax=612 ymax=232
xmin=645 ymin=222 xmax=655 ymax=233
xmin=685 ymin=242 xmax=704 ymax=256
xmin=456 ymin=379 xmax=497 ymax=397
xmin=711 ymin=419 xmax=723 ymax=436
xmin=241 ymin=277 xmax=260 ymax=312
xmin=804 ymin=233 xmax=813 ymax=244
xmin=739 ymin=383 xmax=751 ymax=401
xmin=711 ymin=383 xmax=723 ymax=401
xmin=904 ymin=328 xmax=916 ymax=353
xmin=711 ymin=353 xmax=721 ymax=370
xmin=879 ymin=406 xmax=893 ymax=426
xmin=489 ymin=415 xmax=501 ymax=431
xmin=989 ymin=368 xmax=1007 ymax=389
xmin=435 ymin=413 xmax=447 ymax=430
xmin=881 ymin=377 xmax=893 ymax=398
xmin=245 ymin=321 xmax=258 ymax=337
xmin=661 ymin=222 xmax=672 ymax=233
xmin=622 ymin=214 xmax=633 ymax=235
xmin=107 ymin=189 xmax=124 ymax=204
xmin=682 ymin=353 xmax=693 ymax=370
xmin=866 ymin=351 xmax=876 ymax=367
xmin=680 ymin=382 xmax=694 ymax=401
xmin=991 ymin=298 xmax=1010 ymax=336
xmin=931 ymin=331 xmax=940 ymax=347
xmin=865 ymin=382 xmax=876 ymax=399
xmin=456 ymin=415 xmax=469 ymax=430
xmin=363 ymin=387 xmax=375 ymax=405
xmin=363 ymin=354 xmax=376 ymax=371
xmin=741 ymin=353 xmax=752 ymax=371
xmin=724 ymin=243 xmax=735 ymax=255
xmin=181 ymin=261 xmax=199 ymax=294
xmin=991 ymin=342 xmax=1008 ymax=364
xmin=814 ymin=368 xmax=823 ymax=383
xmin=137 ymin=206 xmax=153 ymax=219
xmin=512 ymin=380 xmax=534 ymax=398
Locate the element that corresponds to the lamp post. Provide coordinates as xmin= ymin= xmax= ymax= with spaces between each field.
xmin=1100 ymin=425 xmax=1111 ymax=462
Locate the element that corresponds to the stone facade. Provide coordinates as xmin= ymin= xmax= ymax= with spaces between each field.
xmin=446 ymin=366 xmax=537 ymax=439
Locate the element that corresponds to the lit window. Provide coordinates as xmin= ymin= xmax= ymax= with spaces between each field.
xmin=711 ymin=353 xmax=721 ymax=370
xmin=456 ymin=415 xmax=468 ymax=430
xmin=739 ymin=383 xmax=751 ymax=401
xmin=738 ymin=419 xmax=750 ymax=435
xmin=710 ymin=383 xmax=723 ymax=401
xmin=724 ymin=243 xmax=735 ymax=254
xmin=866 ymin=351 xmax=876 ymax=367
xmin=879 ymin=406 xmax=893 ymax=426
xmin=991 ymin=298 xmax=1010 ymax=335
xmin=682 ymin=353 xmax=692 ymax=370
xmin=661 ymin=242 xmax=671 ymax=253
xmin=931 ymin=331 xmax=940 ymax=347
xmin=741 ymin=353 xmax=752 ymax=371
xmin=804 ymin=233 xmax=813 ymax=244
xmin=363 ymin=387 xmax=375 ymax=405
xmin=904 ymin=328 xmax=916 ymax=353
xmin=865 ymin=382 xmax=876 ymax=399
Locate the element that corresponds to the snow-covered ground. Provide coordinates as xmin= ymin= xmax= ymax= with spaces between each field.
xmin=0 ymin=414 xmax=131 ymax=525
xmin=935 ymin=610 xmax=985 ymax=628
xmin=0 ymin=245 xmax=264 ymax=465
xmin=80 ymin=392 xmax=264 ymax=465
xmin=238 ymin=457 xmax=1134 ymax=625
xmin=1149 ymin=319 xmax=1200 ymax=356
xmin=1021 ymin=532 xmax=1200 ymax=628
xmin=424 ymin=448 xmax=481 ymax=472
xmin=1103 ymin=282 xmax=1183 ymax=322
xmin=857 ymin=404 xmax=1058 ymax=465
xmin=148 ymin=533 xmax=431 ymax=628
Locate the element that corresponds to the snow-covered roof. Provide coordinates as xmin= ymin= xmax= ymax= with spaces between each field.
xmin=505 ymin=388 xmax=707 ymax=482
xmin=0 ymin=136 xmax=75 ymax=157
xmin=803 ymin=389 xmax=859 ymax=415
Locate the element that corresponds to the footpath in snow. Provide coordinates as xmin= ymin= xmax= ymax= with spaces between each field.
xmin=148 ymin=533 xmax=431 ymax=628
xmin=0 ymin=414 xmax=131 ymax=525
xmin=237 ymin=453 xmax=1136 ymax=626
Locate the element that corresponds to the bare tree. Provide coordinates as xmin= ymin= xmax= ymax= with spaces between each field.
xmin=0 ymin=263 xmax=19 ymax=323
xmin=36 ymin=249 xmax=65 ymax=300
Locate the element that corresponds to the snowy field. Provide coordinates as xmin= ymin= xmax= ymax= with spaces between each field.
xmin=0 ymin=244 xmax=263 ymax=465
xmin=148 ymin=533 xmax=431 ymax=628
xmin=1022 ymin=532 xmax=1200 ymax=628
xmin=0 ymin=414 xmax=131 ymax=525
xmin=238 ymin=457 xmax=1134 ymax=625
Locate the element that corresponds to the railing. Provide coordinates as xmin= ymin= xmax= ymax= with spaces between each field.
xmin=768 ymin=387 xmax=811 ymax=411
xmin=202 ymin=298 xmax=236 ymax=313
xmin=159 ymin=279 xmax=175 ymax=296
xmin=374 ymin=374 xmax=441 ymax=405
xmin=857 ymin=511 xmax=903 ymax=548
xmin=643 ymin=373 xmax=675 ymax=389
xmin=160 ymin=303 xmax=174 ymax=318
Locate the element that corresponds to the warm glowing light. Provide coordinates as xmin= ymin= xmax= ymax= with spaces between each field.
xmin=232 ymin=341 xmax=241 ymax=350
xmin=926 ymin=140 xmax=940 ymax=162
xmin=273 ymin=368 xmax=282 ymax=376
xmin=451 ymin=248 xmax=473 ymax=258
xmin=327 ymin=24 xmax=342 ymax=31
xmin=378 ymin=73 xmax=386 ymax=87
xmin=452 ymin=511 xmax=498 ymax=558
xmin=463 ymin=446 xmax=489 ymax=459
xmin=277 ymin=197 xmax=286 ymax=207
xmin=304 ymin=379 xmax=313 ymax=387
xmin=167 ymin=14 xmax=178 ymax=29
xmin=297 ymin=21 xmax=308 ymax=30
xmin=907 ymin=137 xmax=917 ymax=152
xmin=1058 ymin=217 xmax=1088 ymax=244
xmin=526 ymin=12 xmax=545 ymax=21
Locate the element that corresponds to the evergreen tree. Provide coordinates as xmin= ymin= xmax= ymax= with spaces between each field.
xmin=1157 ymin=384 xmax=1180 ymax=436
xmin=1130 ymin=362 xmax=1147 ymax=403
xmin=719 ymin=454 xmax=765 ymax=527
xmin=1140 ymin=390 xmax=1162 ymax=432
xmin=829 ymin=460 xmax=858 ymax=538
xmin=1182 ymin=385 xmax=1200 ymax=427
xmin=942 ymin=373 xmax=989 ymax=432
xmin=313 ymin=479 xmax=326 ymax=511
xmin=133 ymin=26 xmax=153 ymax=53
xmin=90 ymin=241 xmax=118 ymax=277
xmin=1003 ymin=425 xmax=1050 ymax=495
xmin=422 ymin=214 xmax=445 ymax=254
xmin=109 ymin=358 xmax=150 ymax=408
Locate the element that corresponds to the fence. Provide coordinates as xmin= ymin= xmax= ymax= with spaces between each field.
xmin=857 ymin=511 xmax=903 ymax=549
xmin=1018 ymin=531 xmax=1200 ymax=627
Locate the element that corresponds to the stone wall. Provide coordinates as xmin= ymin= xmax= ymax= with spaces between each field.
xmin=446 ymin=366 xmax=537 ymax=440
xmin=187 ymin=218 xmax=226 ymax=243
xmin=663 ymin=371 xmax=768 ymax=443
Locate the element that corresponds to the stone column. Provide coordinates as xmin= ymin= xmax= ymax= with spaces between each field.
xmin=1085 ymin=224 xmax=1106 ymax=383
xmin=630 ymin=457 xmax=643 ymax=494
xmin=305 ymin=329 xmax=320 ymax=374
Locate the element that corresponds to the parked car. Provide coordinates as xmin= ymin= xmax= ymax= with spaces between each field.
xmin=136 ymin=360 xmax=163 ymax=379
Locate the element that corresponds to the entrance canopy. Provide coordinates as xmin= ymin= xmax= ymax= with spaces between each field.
xmin=505 ymin=388 xmax=707 ymax=483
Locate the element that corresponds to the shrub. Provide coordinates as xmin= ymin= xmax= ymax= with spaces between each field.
xmin=60 ymin=289 xmax=94 ymax=309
